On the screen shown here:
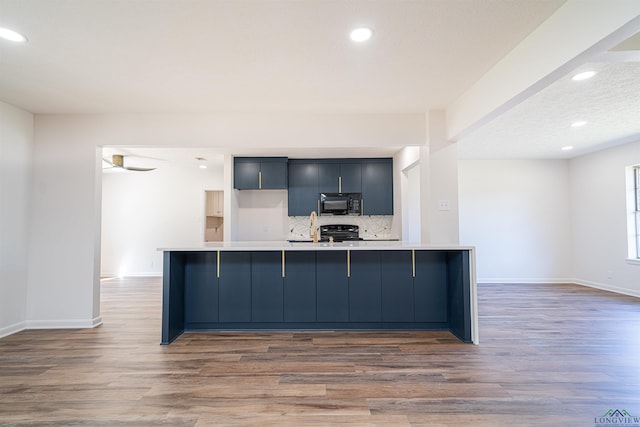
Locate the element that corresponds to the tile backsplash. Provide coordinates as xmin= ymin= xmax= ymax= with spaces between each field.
xmin=289 ymin=216 xmax=394 ymax=240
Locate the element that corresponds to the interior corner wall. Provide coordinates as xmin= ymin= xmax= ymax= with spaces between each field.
xmin=0 ymin=101 xmax=33 ymax=338
xmin=459 ymin=159 xmax=572 ymax=283
xmin=569 ymin=139 xmax=640 ymax=297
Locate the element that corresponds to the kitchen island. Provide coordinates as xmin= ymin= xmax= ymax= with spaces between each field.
xmin=160 ymin=241 xmax=478 ymax=345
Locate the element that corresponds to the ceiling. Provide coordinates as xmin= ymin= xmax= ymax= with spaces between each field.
xmin=458 ymin=40 xmax=640 ymax=159
xmin=1 ymin=0 xmax=639 ymax=161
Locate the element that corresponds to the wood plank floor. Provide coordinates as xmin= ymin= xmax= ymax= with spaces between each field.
xmin=1 ymin=278 xmax=640 ymax=426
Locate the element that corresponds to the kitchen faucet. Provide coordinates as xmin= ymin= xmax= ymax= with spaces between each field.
xmin=309 ymin=211 xmax=319 ymax=244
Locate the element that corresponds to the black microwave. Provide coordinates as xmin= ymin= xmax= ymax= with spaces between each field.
xmin=319 ymin=193 xmax=362 ymax=215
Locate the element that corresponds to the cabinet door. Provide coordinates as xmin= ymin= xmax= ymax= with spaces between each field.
xmin=288 ymin=162 xmax=319 ymax=216
xmin=184 ymin=252 xmax=218 ymax=324
xmin=361 ymin=161 xmax=393 ymax=215
xmin=318 ymin=163 xmax=340 ymax=193
xmin=260 ymin=160 xmax=288 ymax=189
xmin=414 ymin=251 xmax=448 ymax=322
xmin=380 ymin=251 xmax=414 ymax=322
xmin=234 ymin=159 xmax=260 ymax=189
xmin=316 ymin=251 xmax=349 ymax=322
xmin=252 ymin=251 xmax=284 ymax=322
xmin=339 ymin=163 xmax=362 ymax=193
xmin=218 ymin=251 xmax=252 ymax=322
xmin=283 ymin=251 xmax=316 ymax=322
xmin=348 ymin=251 xmax=381 ymax=322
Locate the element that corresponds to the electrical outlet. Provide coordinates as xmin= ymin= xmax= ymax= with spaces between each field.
xmin=438 ymin=200 xmax=450 ymax=211
xmin=607 ymin=270 xmax=613 ymax=279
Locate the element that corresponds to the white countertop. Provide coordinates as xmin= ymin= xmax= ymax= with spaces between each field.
xmin=159 ymin=241 xmax=475 ymax=252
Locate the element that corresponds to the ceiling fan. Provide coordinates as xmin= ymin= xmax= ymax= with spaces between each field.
xmin=103 ymin=154 xmax=156 ymax=172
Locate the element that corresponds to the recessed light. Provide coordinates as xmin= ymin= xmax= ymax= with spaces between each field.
xmin=571 ymin=120 xmax=587 ymax=128
xmin=199 ymin=164 xmax=208 ymax=169
xmin=0 ymin=27 xmax=27 ymax=43
xmin=572 ymin=71 xmax=596 ymax=81
xmin=350 ymin=27 xmax=373 ymax=43
xmin=561 ymin=146 xmax=574 ymax=151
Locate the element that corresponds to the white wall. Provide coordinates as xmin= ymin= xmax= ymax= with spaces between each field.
xmin=235 ymin=190 xmax=289 ymax=241
xmin=570 ymin=139 xmax=640 ymax=297
xmin=27 ymin=116 xmax=103 ymax=327
xmin=101 ymin=158 xmax=224 ymax=276
xmin=24 ymin=113 xmax=425 ymax=329
xmin=0 ymin=102 xmax=33 ymax=337
xmin=459 ymin=159 xmax=572 ymax=282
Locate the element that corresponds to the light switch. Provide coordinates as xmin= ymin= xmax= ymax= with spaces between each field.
xmin=438 ymin=199 xmax=450 ymax=211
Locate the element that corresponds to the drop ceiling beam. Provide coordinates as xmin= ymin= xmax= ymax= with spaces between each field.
xmin=446 ymin=0 xmax=640 ymax=141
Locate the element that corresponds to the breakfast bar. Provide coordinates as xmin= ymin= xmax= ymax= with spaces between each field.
xmin=160 ymin=241 xmax=478 ymax=345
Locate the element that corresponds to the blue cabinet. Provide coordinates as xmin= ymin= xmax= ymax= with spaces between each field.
xmin=234 ymin=157 xmax=288 ymax=190
xmin=251 ymin=251 xmax=284 ymax=322
xmin=184 ymin=252 xmax=218 ymax=324
xmin=288 ymin=162 xmax=319 ymax=216
xmin=288 ymin=158 xmax=393 ymax=216
xmin=318 ymin=162 xmax=361 ymax=193
xmin=218 ymin=251 xmax=252 ymax=322
xmin=380 ymin=250 xmax=414 ymax=322
xmin=283 ymin=251 xmax=316 ymax=322
xmin=316 ymin=251 xmax=349 ymax=322
xmin=162 ymin=248 xmax=473 ymax=344
xmin=362 ymin=160 xmax=393 ymax=215
xmin=348 ymin=251 xmax=381 ymax=322
xmin=414 ymin=251 xmax=448 ymax=322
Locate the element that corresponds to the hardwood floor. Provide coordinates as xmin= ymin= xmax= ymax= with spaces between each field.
xmin=1 ymin=278 xmax=639 ymax=426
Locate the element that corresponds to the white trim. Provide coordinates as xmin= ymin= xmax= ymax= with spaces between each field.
xmin=477 ymin=277 xmax=574 ymax=284
xmin=478 ymin=278 xmax=640 ymax=299
xmin=574 ymin=279 xmax=640 ymax=299
xmin=125 ymin=272 xmax=162 ymax=277
xmin=100 ymin=271 xmax=162 ymax=278
xmin=0 ymin=321 xmax=26 ymax=339
xmin=25 ymin=316 xmax=103 ymax=330
xmin=625 ymin=258 xmax=640 ymax=266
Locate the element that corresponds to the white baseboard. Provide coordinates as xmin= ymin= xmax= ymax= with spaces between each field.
xmin=478 ymin=277 xmax=640 ymax=299
xmin=477 ymin=277 xmax=574 ymax=284
xmin=100 ymin=271 xmax=162 ymax=278
xmin=574 ymin=279 xmax=640 ymax=299
xmin=0 ymin=321 xmax=26 ymax=339
xmin=25 ymin=316 xmax=103 ymax=330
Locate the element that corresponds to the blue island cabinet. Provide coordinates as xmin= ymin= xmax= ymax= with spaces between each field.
xmin=161 ymin=247 xmax=475 ymax=345
xmin=348 ymin=251 xmax=381 ymax=322
xmin=380 ymin=250 xmax=414 ymax=322
xmin=218 ymin=251 xmax=252 ymax=322
xmin=184 ymin=252 xmax=219 ymax=325
xmin=251 ymin=251 xmax=283 ymax=322
xmin=283 ymin=251 xmax=316 ymax=322
xmin=414 ymin=251 xmax=448 ymax=323
xmin=316 ymin=251 xmax=349 ymax=322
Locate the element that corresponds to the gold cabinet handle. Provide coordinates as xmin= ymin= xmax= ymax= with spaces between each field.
xmin=412 ymin=249 xmax=415 ymax=278
xmin=347 ymin=250 xmax=350 ymax=278
xmin=259 ymin=171 xmax=262 ymax=189
xmin=217 ymin=250 xmax=220 ymax=278
xmin=282 ymin=250 xmax=285 ymax=278
xmin=339 ymin=176 xmax=342 ymax=193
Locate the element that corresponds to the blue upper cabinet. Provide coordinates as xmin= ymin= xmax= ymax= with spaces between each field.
xmin=288 ymin=158 xmax=393 ymax=216
xmin=288 ymin=161 xmax=319 ymax=216
xmin=234 ymin=157 xmax=288 ymax=190
xmin=318 ymin=162 xmax=361 ymax=193
xmin=361 ymin=160 xmax=393 ymax=215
